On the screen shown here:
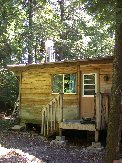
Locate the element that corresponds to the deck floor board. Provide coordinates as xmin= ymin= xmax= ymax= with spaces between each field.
xmin=59 ymin=120 xmax=96 ymax=131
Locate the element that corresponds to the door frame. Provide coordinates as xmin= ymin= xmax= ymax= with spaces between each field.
xmin=80 ymin=69 xmax=100 ymax=119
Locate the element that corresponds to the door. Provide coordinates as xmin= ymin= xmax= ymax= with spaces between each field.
xmin=80 ymin=71 xmax=98 ymax=118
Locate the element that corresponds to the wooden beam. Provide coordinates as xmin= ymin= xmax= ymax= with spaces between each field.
xmin=59 ymin=122 xmax=96 ymax=131
xmin=95 ymin=130 xmax=99 ymax=142
xmin=77 ymin=65 xmax=81 ymax=119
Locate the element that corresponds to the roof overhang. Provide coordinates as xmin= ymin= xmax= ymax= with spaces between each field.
xmin=7 ymin=56 xmax=113 ymax=73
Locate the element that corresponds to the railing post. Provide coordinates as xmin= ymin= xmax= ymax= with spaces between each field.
xmin=59 ymin=93 xmax=64 ymax=136
xmin=53 ymin=101 xmax=56 ymax=130
xmin=43 ymin=111 xmax=46 ymax=136
xmin=50 ymin=103 xmax=53 ymax=132
xmin=96 ymin=92 xmax=101 ymax=130
xmin=46 ymin=107 xmax=49 ymax=136
xmin=59 ymin=93 xmax=64 ymax=122
xmin=94 ymin=92 xmax=96 ymax=120
xmin=41 ymin=110 xmax=44 ymax=135
xmin=41 ymin=94 xmax=62 ymax=137
xmin=58 ymin=95 xmax=60 ymax=123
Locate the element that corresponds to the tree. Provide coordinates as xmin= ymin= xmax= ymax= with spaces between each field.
xmin=0 ymin=0 xmax=18 ymax=65
xmin=0 ymin=68 xmax=19 ymax=113
xmin=105 ymin=0 xmax=122 ymax=162
xmin=54 ymin=0 xmax=114 ymax=60
xmin=0 ymin=0 xmax=114 ymax=63
xmin=76 ymin=0 xmax=122 ymax=161
xmin=0 ymin=0 xmax=20 ymax=112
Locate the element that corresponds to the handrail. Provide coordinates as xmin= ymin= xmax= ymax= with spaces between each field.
xmin=41 ymin=93 xmax=63 ymax=136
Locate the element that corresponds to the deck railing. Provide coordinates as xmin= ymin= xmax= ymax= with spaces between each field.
xmin=41 ymin=93 xmax=63 ymax=137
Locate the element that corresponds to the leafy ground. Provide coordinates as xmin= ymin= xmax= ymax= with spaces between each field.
xmin=0 ymin=119 xmax=104 ymax=163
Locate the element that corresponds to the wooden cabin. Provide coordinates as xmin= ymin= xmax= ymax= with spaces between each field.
xmin=8 ymin=57 xmax=113 ymax=141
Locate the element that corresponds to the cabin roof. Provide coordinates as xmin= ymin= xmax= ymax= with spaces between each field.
xmin=8 ymin=56 xmax=113 ymax=72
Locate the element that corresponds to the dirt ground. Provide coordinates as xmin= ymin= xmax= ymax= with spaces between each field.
xmin=0 ymin=119 xmax=104 ymax=163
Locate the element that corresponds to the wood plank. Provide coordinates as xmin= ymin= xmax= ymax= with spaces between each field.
xmin=80 ymin=63 xmax=112 ymax=69
xmin=41 ymin=110 xmax=44 ymax=134
xmin=21 ymin=84 xmax=51 ymax=89
xmin=23 ymin=67 xmax=77 ymax=76
xmin=50 ymin=104 xmax=53 ymax=132
xmin=21 ymin=93 xmax=52 ymax=99
xmin=53 ymin=102 xmax=56 ymax=130
xmin=64 ymin=101 xmax=78 ymax=105
xmin=21 ymin=88 xmax=51 ymax=94
xmin=47 ymin=106 xmax=49 ymax=135
xmin=21 ymin=99 xmax=51 ymax=105
xmin=43 ymin=111 xmax=46 ymax=136
xmin=100 ymin=68 xmax=113 ymax=74
xmin=59 ymin=122 xmax=96 ymax=131
xmin=22 ymin=80 xmax=51 ymax=85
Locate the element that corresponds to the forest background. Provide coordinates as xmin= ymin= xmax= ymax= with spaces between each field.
xmin=0 ymin=0 xmax=114 ymax=114
xmin=2 ymin=0 xmax=122 ymax=162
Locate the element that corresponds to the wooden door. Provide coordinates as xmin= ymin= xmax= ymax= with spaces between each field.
xmin=80 ymin=71 xmax=99 ymax=118
xmin=81 ymin=97 xmax=94 ymax=118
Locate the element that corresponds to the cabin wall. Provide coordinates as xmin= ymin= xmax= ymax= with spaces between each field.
xmin=99 ymin=66 xmax=113 ymax=127
xmin=20 ymin=66 xmax=79 ymax=124
xmin=100 ymin=67 xmax=112 ymax=93
xmin=18 ymin=62 xmax=113 ymax=126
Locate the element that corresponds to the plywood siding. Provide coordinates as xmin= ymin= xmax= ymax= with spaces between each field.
xmin=99 ymin=67 xmax=112 ymax=128
xmin=63 ymin=94 xmax=78 ymax=120
xmin=20 ymin=66 xmax=78 ymax=124
xmin=100 ymin=67 xmax=112 ymax=93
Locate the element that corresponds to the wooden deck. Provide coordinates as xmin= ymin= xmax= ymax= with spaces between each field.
xmin=59 ymin=120 xmax=96 ymax=131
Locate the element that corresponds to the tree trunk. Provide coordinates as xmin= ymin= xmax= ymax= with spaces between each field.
xmin=28 ymin=0 xmax=33 ymax=64
xmin=58 ymin=0 xmax=65 ymax=61
xmin=105 ymin=0 xmax=122 ymax=162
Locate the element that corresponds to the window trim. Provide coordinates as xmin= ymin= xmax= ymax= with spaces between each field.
xmin=82 ymin=73 xmax=97 ymax=97
xmin=52 ymin=73 xmax=76 ymax=94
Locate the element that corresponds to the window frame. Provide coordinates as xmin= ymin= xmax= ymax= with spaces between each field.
xmin=82 ymin=73 xmax=97 ymax=97
xmin=52 ymin=73 xmax=76 ymax=94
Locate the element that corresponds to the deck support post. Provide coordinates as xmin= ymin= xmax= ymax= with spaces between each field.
xmin=59 ymin=93 xmax=64 ymax=137
xmin=95 ymin=130 xmax=99 ymax=142
xmin=59 ymin=128 xmax=63 ymax=137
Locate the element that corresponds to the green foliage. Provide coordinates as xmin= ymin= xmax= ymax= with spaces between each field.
xmin=49 ymin=0 xmax=114 ymax=59
xmin=0 ymin=0 xmax=113 ymax=62
xmin=0 ymin=0 xmax=20 ymax=110
xmin=0 ymin=0 xmax=115 ymax=63
xmin=0 ymin=68 xmax=19 ymax=109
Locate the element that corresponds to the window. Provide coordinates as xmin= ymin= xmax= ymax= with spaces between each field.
xmin=52 ymin=74 xmax=76 ymax=93
xmin=83 ymin=73 xmax=97 ymax=96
